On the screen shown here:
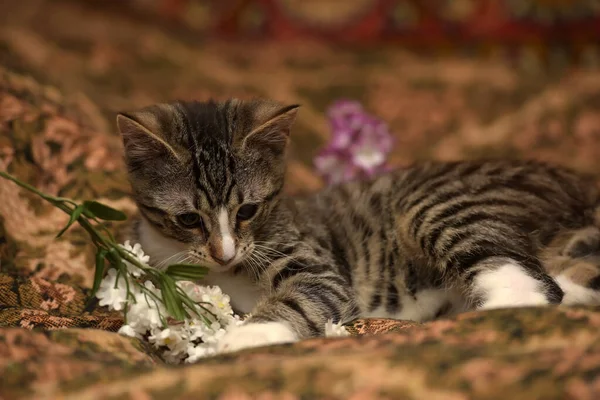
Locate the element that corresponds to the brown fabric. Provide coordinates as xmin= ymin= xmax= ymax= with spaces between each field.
xmin=1 ymin=0 xmax=600 ymax=398
xmin=2 ymin=307 xmax=600 ymax=399
xmin=0 ymin=273 xmax=123 ymax=331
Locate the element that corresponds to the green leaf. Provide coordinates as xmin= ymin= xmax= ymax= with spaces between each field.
xmin=83 ymin=201 xmax=127 ymax=221
xmin=90 ymin=249 xmax=108 ymax=298
xmin=56 ymin=205 xmax=85 ymax=238
xmin=166 ymin=273 xmax=207 ymax=282
xmin=165 ymin=263 xmax=209 ymax=281
xmin=160 ymin=275 xmax=186 ymax=321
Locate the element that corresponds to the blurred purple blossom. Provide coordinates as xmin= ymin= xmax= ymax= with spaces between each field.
xmin=314 ymin=100 xmax=394 ymax=185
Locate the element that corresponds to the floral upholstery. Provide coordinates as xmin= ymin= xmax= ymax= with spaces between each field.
xmin=1 ymin=0 xmax=600 ymax=398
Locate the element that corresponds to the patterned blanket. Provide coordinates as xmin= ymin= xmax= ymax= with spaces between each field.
xmin=2 ymin=1 xmax=600 ymax=398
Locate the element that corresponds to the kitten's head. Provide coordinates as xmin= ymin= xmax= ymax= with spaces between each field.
xmin=117 ymin=99 xmax=299 ymax=272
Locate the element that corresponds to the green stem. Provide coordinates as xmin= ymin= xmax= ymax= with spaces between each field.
xmin=0 ymin=170 xmax=113 ymax=248
xmin=0 ymin=170 xmax=62 ymax=203
xmin=0 ymin=171 xmax=194 ymax=275
xmin=0 ymin=169 xmax=212 ymax=325
xmin=0 ymin=171 xmax=143 ymax=268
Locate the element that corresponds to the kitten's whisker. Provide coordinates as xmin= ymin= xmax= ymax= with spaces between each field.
xmin=155 ymin=251 xmax=190 ymax=269
xmin=244 ymin=253 xmax=263 ymax=281
xmin=252 ymin=249 xmax=288 ymax=277
xmin=253 ymin=243 xmax=292 ymax=258
xmin=253 ymin=244 xmax=309 ymax=268
xmin=249 ymin=258 xmax=263 ymax=282
xmin=253 ymin=245 xmax=288 ymax=259
xmin=158 ymin=250 xmax=188 ymax=264
xmin=180 ymin=255 xmax=194 ymax=265
xmin=250 ymin=249 xmax=269 ymax=270
xmin=250 ymin=248 xmax=273 ymax=267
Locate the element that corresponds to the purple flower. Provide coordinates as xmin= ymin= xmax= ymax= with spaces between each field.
xmin=314 ymin=148 xmax=358 ymax=186
xmin=327 ymin=100 xmax=364 ymax=127
xmin=315 ymin=100 xmax=394 ymax=185
xmin=350 ymin=118 xmax=393 ymax=172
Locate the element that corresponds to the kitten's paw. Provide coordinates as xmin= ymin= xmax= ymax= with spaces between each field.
xmin=473 ymin=262 xmax=555 ymax=310
xmin=217 ymin=322 xmax=298 ymax=353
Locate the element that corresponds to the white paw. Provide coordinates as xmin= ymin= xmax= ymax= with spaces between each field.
xmin=555 ymin=274 xmax=600 ymax=306
xmin=474 ymin=262 xmax=549 ymax=310
xmin=217 ymin=322 xmax=298 ymax=354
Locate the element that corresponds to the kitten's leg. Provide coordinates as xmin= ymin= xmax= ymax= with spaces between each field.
xmin=468 ymin=257 xmax=562 ymax=309
xmin=474 ymin=226 xmax=600 ymax=308
xmin=217 ymin=250 xmax=356 ymax=353
xmin=422 ymin=229 xmax=563 ymax=309
xmin=546 ymin=227 xmax=600 ymax=306
xmin=553 ymin=261 xmax=600 ymax=306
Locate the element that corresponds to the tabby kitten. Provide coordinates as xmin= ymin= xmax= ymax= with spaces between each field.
xmin=118 ymin=98 xmax=600 ymax=353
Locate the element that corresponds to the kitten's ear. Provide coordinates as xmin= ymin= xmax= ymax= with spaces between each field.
xmin=241 ymin=104 xmax=300 ymax=153
xmin=116 ymin=107 xmax=181 ymax=167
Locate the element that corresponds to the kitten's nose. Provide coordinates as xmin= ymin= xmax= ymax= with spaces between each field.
xmin=209 ymin=244 xmax=235 ymax=265
xmin=211 ymin=252 xmax=232 ymax=265
xmin=210 ymin=209 xmax=236 ymax=265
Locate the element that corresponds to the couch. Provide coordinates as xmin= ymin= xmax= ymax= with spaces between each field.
xmin=1 ymin=1 xmax=600 ymax=398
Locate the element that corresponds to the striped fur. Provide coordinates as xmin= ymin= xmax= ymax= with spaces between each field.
xmin=119 ymin=99 xmax=600 ymax=352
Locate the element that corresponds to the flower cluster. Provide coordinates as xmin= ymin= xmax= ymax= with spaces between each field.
xmin=315 ymin=100 xmax=394 ymax=185
xmin=325 ymin=319 xmax=350 ymax=338
xmin=96 ymin=241 xmax=243 ymax=364
xmin=96 ymin=242 xmax=350 ymax=364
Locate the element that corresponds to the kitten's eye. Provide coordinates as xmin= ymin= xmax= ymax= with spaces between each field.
xmin=177 ymin=213 xmax=202 ymax=227
xmin=236 ymin=204 xmax=258 ymax=221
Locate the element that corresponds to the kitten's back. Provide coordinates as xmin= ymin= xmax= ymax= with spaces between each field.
xmin=292 ymin=160 xmax=600 ymax=319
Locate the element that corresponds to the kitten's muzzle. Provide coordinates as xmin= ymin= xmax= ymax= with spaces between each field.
xmin=211 ymin=253 xmax=230 ymax=266
xmin=209 ymin=243 xmax=235 ymax=266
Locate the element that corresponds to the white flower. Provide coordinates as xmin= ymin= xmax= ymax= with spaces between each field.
xmin=201 ymin=286 xmax=234 ymax=316
xmin=183 ymin=319 xmax=204 ymax=341
xmin=149 ymin=326 xmax=191 ymax=365
xmin=149 ymin=327 xmax=188 ymax=354
xmin=185 ymin=343 xmax=218 ymax=363
xmin=177 ymin=281 xmax=204 ymax=301
xmin=185 ymin=345 xmax=209 ymax=363
xmin=119 ymin=240 xmax=149 ymax=277
xmin=121 ymin=240 xmax=150 ymax=264
xmin=325 ymin=319 xmax=350 ymax=337
xmin=103 ymin=241 xmax=247 ymax=364
xmin=202 ymin=327 xmax=228 ymax=345
xmin=118 ymin=324 xmax=140 ymax=338
xmin=96 ymin=269 xmax=128 ymax=311
xmin=178 ymin=283 xmax=236 ymax=321
xmin=125 ymin=284 xmax=166 ymax=333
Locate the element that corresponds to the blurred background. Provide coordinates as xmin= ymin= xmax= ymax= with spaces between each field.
xmin=1 ymin=0 xmax=600 ymax=194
